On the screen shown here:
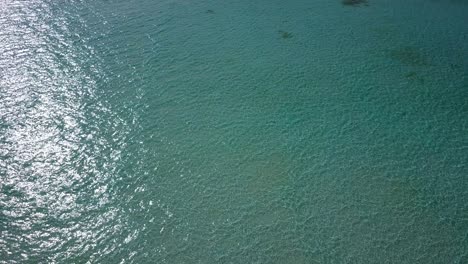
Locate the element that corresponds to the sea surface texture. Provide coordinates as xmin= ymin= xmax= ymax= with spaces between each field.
xmin=1 ymin=0 xmax=467 ymax=263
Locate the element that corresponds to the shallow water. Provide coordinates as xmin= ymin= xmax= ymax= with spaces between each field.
xmin=1 ymin=0 xmax=467 ymax=263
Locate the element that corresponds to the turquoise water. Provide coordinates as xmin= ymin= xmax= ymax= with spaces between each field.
xmin=1 ymin=0 xmax=467 ymax=263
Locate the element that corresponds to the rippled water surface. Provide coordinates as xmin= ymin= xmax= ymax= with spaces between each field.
xmin=1 ymin=0 xmax=467 ymax=263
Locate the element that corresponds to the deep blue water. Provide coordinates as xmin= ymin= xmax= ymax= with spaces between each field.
xmin=1 ymin=0 xmax=467 ymax=263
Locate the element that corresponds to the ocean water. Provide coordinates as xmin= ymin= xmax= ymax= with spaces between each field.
xmin=1 ymin=0 xmax=467 ymax=263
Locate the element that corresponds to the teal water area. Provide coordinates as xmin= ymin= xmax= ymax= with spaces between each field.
xmin=1 ymin=0 xmax=467 ymax=263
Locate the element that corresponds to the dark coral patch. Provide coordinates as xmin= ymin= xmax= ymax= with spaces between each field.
xmin=342 ymin=0 xmax=369 ymax=6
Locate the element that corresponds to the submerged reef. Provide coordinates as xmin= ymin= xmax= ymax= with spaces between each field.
xmin=342 ymin=0 xmax=369 ymax=6
xmin=405 ymin=71 xmax=425 ymax=84
xmin=390 ymin=46 xmax=430 ymax=67
xmin=278 ymin=30 xmax=293 ymax=39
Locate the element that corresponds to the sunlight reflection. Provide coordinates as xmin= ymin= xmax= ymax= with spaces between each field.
xmin=0 ymin=0 xmax=130 ymax=262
